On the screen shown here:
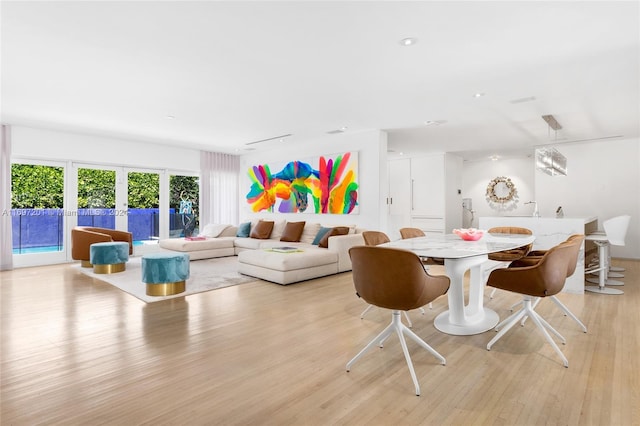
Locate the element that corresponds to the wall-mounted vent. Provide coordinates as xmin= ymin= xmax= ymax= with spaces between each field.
xmin=327 ymin=126 xmax=347 ymax=135
xmin=245 ymin=133 xmax=292 ymax=145
xmin=510 ymin=96 xmax=536 ymax=104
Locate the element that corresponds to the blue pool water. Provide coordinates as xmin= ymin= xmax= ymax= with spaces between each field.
xmin=13 ymin=240 xmax=146 ymax=254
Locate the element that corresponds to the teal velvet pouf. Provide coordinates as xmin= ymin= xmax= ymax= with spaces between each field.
xmin=141 ymin=252 xmax=190 ymax=296
xmin=90 ymin=241 xmax=130 ymax=274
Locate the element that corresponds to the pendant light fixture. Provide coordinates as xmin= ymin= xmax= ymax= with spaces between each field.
xmin=535 ymin=115 xmax=567 ymax=176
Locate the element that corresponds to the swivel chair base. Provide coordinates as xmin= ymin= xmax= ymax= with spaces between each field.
xmin=505 ymin=295 xmax=587 ymax=333
xmin=347 ymin=311 xmax=445 ymax=396
xmin=488 ymin=297 xmax=568 ymax=368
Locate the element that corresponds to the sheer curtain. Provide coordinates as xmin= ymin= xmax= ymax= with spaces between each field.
xmin=1 ymin=125 xmax=13 ymax=270
xmin=200 ymin=151 xmax=240 ymax=226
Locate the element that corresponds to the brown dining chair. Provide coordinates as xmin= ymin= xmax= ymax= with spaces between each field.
xmin=505 ymin=234 xmax=587 ymax=332
xmin=360 ymin=231 xmax=422 ymax=326
xmin=485 ymin=226 xmax=533 ymax=298
xmin=485 ymin=241 xmax=575 ymax=367
xmin=362 ymin=230 xmax=390 ymax=246
xmin=399 ymin=227 xmax=445 ymax=266
xmin=398 ymin=227 xmax=439 ymax=309
xmin=399 ymin=227 xmax=425 ymax=239
xmin=347 ymin=246 xmax=450 ymax=395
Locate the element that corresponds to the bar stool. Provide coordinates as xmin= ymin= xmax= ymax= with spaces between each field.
xmin=584 ymin=215 xmax=630 ymax=295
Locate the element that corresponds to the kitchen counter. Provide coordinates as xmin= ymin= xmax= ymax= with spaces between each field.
xmin=479 ymin=216 xmax=598 ymax=294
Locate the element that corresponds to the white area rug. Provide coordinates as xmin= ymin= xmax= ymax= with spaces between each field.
xmin=72 ymin=256 xmax=257 ymax=303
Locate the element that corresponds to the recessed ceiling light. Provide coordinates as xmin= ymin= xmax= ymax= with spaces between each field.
xmin=424 ymin=120 xmax=447 ymax=127
xmin=474 ymin=93 xmax=485 ymax=98
xmin=165 ymin=115 xmax=175 ymax=119
xmin=399 ymin=37 xmax=418 ymax=46
xmin=490 ymin=155 xmax=500 ymax=161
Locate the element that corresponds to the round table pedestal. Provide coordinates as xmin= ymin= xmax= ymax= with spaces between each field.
xmin=434 ymin=308 xmax=499 ymax=335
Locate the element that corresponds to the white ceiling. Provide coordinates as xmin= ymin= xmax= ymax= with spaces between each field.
xmin=2 ymin=1 xmax=639 ymax=160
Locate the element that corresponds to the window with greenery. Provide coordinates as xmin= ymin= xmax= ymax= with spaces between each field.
xmin=11 ymin=164 xmax=64 ymax=208
xmin=11 ymin=163 xmax=65 ymax=253
xmin=78 ymin=168 xmax=116 ymax=208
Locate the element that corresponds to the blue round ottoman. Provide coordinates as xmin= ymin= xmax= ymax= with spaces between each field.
xmin=90 ymin=241 xmax=130 ymax=274
xmin=142 ymin=252 xmax=190 ymax=296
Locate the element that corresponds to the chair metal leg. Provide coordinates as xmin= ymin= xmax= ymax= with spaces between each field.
xmin=396 ymin=322 xmax=421 ymax=396
xmin=489 ymin=287 xmax=497 ymax=299
xmin=347 ymin=311 xmax=445 ymax=396
xmin=360 ymin=304 xmax=374 ymax=319
xmin=494 ymin=305 xmax=524 ymax=332
xmin=362 ymin=304 xmax=416 ymax=328
xmin=550 ymin=295 xmax=587 ymax=333
xmin=519 ymin=296 xmax=587 ymax=332
xmin=527 ymin=307 xmax=569 ymax=367
xmin=403 ymin=311 xmax=413 ymax=328
xmin=488 ymin=298 xmax=569 ymax=367
xmin=518 ymin=297 xmax=540 ymax=326
xmin=346 ymin=322 xmax=395 ymax=371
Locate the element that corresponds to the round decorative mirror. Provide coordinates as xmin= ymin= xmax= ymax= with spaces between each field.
xmin=486 ymin=176 xmax=519 ymax=211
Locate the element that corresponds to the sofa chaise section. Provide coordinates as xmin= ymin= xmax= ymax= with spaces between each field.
xmin=158 ymin=236 xmax=235 ymax=260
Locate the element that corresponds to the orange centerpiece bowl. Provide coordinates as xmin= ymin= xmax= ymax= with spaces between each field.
xmin=453 ymin=228 xmax=484 ymax=241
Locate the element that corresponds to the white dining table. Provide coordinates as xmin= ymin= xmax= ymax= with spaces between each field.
xmin=382 ymin=233 xmax=536 ymax=336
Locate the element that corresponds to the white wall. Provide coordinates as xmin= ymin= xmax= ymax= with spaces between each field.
xmin=11 ymin=126 xmax=200 ymax=171
xmin=463 ymin=137 xmax=640 ymax=259
xmin=535 ymin=138 xmax=639 ymax=259
xmin=238 ymin=130 xmax=387 ymax=231
xmin=462 ymin=156 xmax=536 ymax=225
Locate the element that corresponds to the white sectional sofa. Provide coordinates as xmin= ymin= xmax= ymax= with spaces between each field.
xmin=158 ymin=220 xmax=365 ymax=285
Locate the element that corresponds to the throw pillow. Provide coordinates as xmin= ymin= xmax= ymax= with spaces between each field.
xmin=319 ymin=226 xmax=350 ymax=248
xmin=270 ymin=220 xmax=287 ymax=240
xmin=280 ymin=221 xmax=306 ymax=242
xmin=199 ymin=223 xmax=229 ymax=238
xmin=312 ymin=227 xmax=332 ymax=245
xmin=236 ymin=222 xmax=251 ymax=238
xmin=250 ymin=220 xmax=274 ymax=239
xmin=299 ymin=222 xmax=321 ymax=244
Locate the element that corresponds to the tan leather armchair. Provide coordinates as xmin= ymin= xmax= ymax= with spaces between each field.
xmin=507 ymin=234 xmax=587 ymax=332
xmin=359 ymin=231 xmax=425 ymax=325
xmin=486 ymin=240 xmax=579 ymax=367
xmin=72 ymin=227 xmax=133 ymax=266
xmin=486 ymin=226 xmax=533 ymax=299
xmin=487 ymin=226 xmax=533 ymax=262
xmin=346 ymin=245 xmax=450 ymax=396
xmin=361 ymin=230 xmax=390 ymax=246
xmin=399 ymin=227 xmax=445 ymax=266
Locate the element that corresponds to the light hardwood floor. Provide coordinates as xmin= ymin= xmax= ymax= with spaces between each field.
xmin=1 ymin=259 xmax=639 ymax=425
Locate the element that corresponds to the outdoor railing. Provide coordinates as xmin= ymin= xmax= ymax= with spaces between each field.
xmin=9 ymin=208 xmax=196 ymax=254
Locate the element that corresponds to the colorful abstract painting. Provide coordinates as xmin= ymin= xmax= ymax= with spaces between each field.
xmin=246 ymin=152 xmax=359 ymax=214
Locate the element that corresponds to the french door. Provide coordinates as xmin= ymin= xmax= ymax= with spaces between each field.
xmin=12 ymin=162 xmax=192 ymax=266
xmin=11 ymin=159 xmax=67 ymax=267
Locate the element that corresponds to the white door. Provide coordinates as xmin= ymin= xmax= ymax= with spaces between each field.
xmin=410 ymin=155 xmax=445 ymax=217
xmin=387 ymin=158 xmax=411 ymax=240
